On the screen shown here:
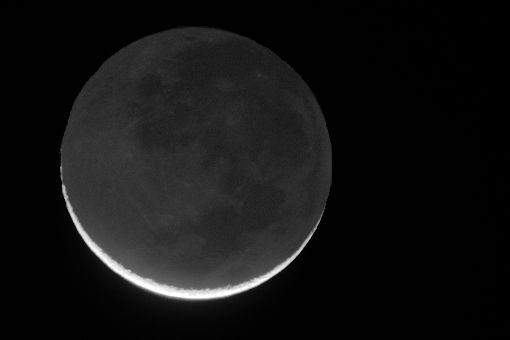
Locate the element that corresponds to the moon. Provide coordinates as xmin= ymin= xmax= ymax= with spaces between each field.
xmin=61 ymin=27 xmax=332 ymax=300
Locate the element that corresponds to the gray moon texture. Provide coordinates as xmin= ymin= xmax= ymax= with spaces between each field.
xmin=61 ymin=27 xmax=332 ymax=299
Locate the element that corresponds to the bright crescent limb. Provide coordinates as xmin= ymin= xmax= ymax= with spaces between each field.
xmin=61 ymin=165 xmax=322 ymax=300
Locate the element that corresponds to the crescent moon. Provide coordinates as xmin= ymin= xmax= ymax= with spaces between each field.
xmin=61 ymin=27 xmax=331 ymax=300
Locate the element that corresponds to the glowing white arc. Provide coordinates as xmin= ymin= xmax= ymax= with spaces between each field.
xmin=61 ymin=166 xmax=321 ymax=300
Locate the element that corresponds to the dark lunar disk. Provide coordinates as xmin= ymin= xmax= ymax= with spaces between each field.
xmin=61 ymin=27 xmax=331 ymax=299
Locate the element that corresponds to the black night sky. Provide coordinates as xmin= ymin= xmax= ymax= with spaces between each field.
xmin=27 ymin=4 xmax=504 ymax=339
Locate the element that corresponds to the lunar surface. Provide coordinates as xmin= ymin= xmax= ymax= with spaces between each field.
xmin=61 ymin=27 xmax=331 ymax=300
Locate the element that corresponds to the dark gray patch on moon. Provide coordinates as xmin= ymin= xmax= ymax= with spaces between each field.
xmin=61 ymin=27 xmax=331 ymax=291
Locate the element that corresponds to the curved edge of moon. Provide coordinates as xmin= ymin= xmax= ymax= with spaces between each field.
xmin=61 ymin=165 xmax=322 ymax=300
